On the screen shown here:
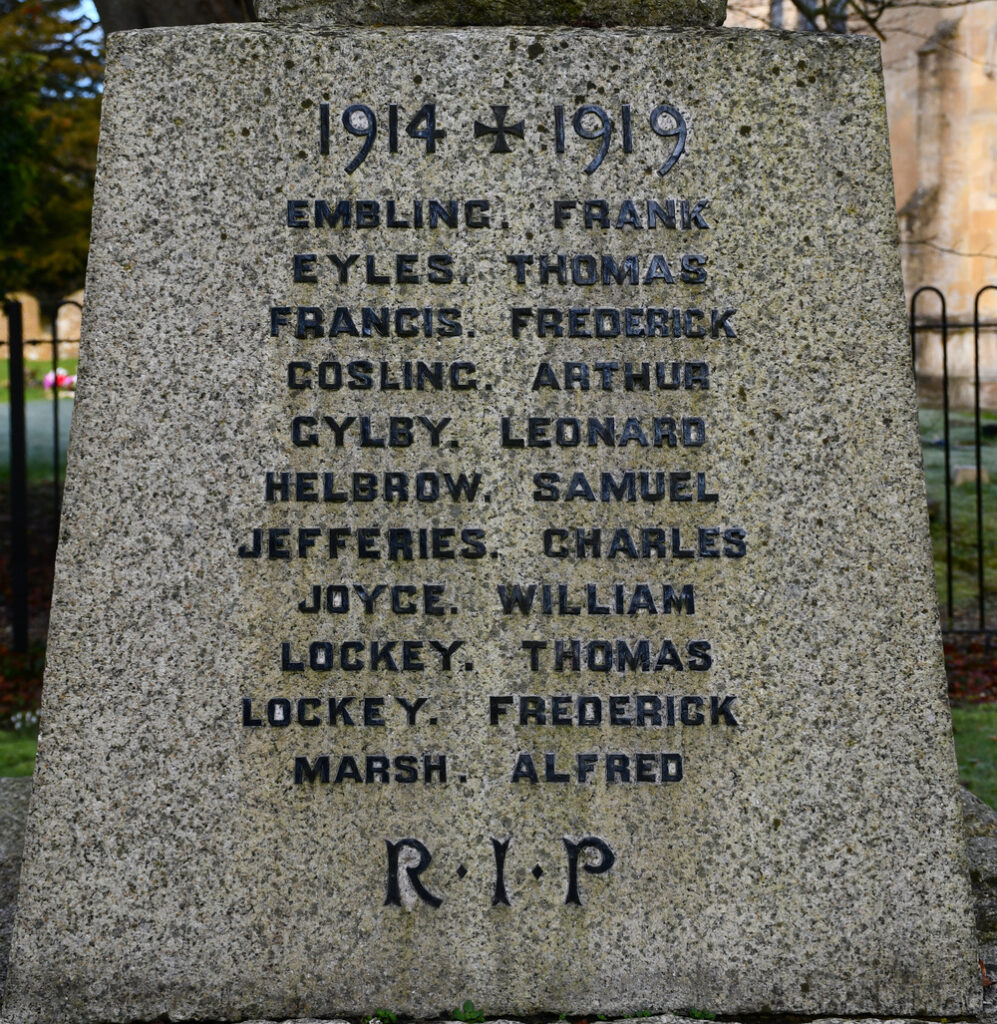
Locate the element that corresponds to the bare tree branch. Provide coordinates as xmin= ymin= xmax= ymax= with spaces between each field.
xmin=878 ymin=24 xmax=996 ymax=71
xmin=883 ymin=0 xmax=989 ymax=9
xmin=744 ymin=0 xmax=991 ymax=37
xmin=847 ymin=0 xmax=887 ymax=37
xmin=903 ymin=239 xmax=997 ymax=261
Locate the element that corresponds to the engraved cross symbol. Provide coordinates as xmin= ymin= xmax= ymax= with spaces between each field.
xmin=473 ymin=105 xmax=525 ymax=154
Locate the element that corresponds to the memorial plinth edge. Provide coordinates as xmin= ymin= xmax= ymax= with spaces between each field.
xmin=254 ymin=0 xmax=727 ymax=29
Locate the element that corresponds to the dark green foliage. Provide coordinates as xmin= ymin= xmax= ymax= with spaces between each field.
xmin=0 ymin=1 xmax=102 ymax=299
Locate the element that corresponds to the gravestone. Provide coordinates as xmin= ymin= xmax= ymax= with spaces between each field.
xmin=1 ymin=2 xmax=980 ymax=1022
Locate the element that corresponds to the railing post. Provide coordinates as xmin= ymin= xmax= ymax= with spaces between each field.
xmin=973 ymin=285 xmax=997 ymax=634
xmin=911 ymin=286 xmax=953 ymax=628
xmin=50 ymin=304 xmax=61 ymax=524
xmin=5 ymin=300 xmax=29 ymax=651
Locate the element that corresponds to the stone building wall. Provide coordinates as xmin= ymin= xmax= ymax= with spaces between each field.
xmin=880 ymin=2 xmax=997 ymax=309
xmin=0 ymin=292 xmax=83 ymax=344
xmin=880 ymin=1 xmax=997 ymax=385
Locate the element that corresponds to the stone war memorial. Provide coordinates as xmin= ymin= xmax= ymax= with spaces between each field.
xmin=0 ymin=0 xmax=982 ymax=1021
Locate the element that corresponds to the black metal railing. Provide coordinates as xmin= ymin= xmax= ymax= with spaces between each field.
xmin=2 ymin=297 xmax=82 ymax=651
xmin=5 ymin=299 xmax=28 ymax=652
xmin=910 ymin=284 xmax=997 ymax=642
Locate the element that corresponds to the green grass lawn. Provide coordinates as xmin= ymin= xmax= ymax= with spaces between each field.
xmin=0 ymin=391 xmax=74 ymax=485
xmin=1 ymin=355 xmax=78 ymax=485
xmin=0 ymin=356 xmax=78 ymax=402
xmin=952 ymin=704 xmax=997 ymax=808
xmin=0 ymin=729 xmax=39 ymax=777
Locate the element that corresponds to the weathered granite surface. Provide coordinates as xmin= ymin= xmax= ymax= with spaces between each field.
xmin=256 ymin=0 xmax=728 ymax=28
xmin=2 ymin=789 xmax=996 ymax=1018
xmin=1 ymin=18 xmax=978 ymax=1024
xmin=0 ymin=779 xmax=31 ymax=995
xmin=962 ymin=786 xmax=997 ymax=953
xmin=4 ymin=786 xmax=996 ymax=1016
